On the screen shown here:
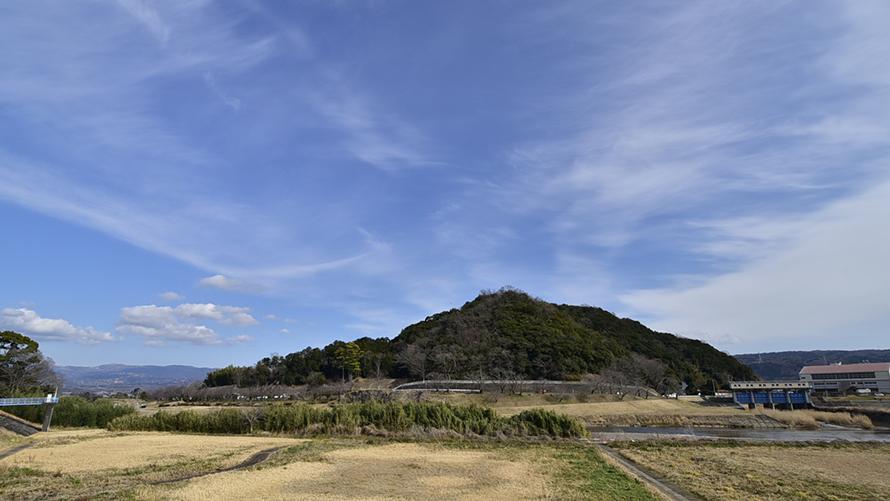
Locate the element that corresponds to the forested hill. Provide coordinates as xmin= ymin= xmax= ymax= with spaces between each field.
xmin=205 ymin=289 xmax=756 ymax=393
xmin=735 ymin=349 xmax=890 ymax=380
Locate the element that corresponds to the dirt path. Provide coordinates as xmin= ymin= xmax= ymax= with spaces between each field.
xmin=595 ymin=444 xmax=701 ymax=501
xmin=152 ymin=446 xmax=286 ymax=485
xmin=0 ymin=442 xmax=34 ymax=461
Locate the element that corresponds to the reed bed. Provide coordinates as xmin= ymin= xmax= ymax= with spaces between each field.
xmin=107 ymin=401 xmax=587 ymax=438
xmin=757 ymin=409 xmax=873 ymax=429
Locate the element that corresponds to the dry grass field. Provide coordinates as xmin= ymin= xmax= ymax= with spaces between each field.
xmin=495 ymin=398 xmax=742 ymax=417
xmin=614 ymin=441 xmax=890 ymax=500
xmin=146 ymin=443 xmax=549 ymax=501
xmin=490 ymin=397 xmax=874 ymax=429
xmin=3 ymin=431 xmax=304 ymax=472
xmin=0 ymin=430 xmax=654 ymax=500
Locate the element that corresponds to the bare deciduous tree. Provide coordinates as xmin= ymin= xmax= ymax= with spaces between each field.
xmin=398 ymin=344 xmax=429 ymax=381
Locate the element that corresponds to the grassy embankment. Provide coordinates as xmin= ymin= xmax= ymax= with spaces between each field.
xmin=0 ymin=430 xmax=655 ymax=500
xmin=612 ymin=440 xmax=890 ymax=501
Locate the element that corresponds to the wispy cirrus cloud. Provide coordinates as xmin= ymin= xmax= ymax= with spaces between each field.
xmin=3 ymin=1 xmax=890 ymax=362
xmin=622 ymin=178 xmax=890 ymax=350
xmin=306 ymin=73 xmax=434 ymax=171
xmin=0 ymin=2 xmax=401 ymax=294
xmin=612 ymin=1 xmax=890 ymax=350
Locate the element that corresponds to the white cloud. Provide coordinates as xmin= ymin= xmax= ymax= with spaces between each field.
xmin=117 ymin=302 xmax=258 ymax=345
xmin=279 ymin=328 xmax=290 ymax=334
xmin=176 ymin=303 xmax=257 ymax=325
xmin=198 ymin=274 xmax=244 ymax=291
xmin=1 ymin=308 xmax=114 ymax=344
xmin=0 ymin=3 xmax=407 ymax=302
xmin=159 ymin=291 xmax=182 ymax=302
xmin=121 ymin=303 xmax=257 ymax=326
xmin=118 ymin=322 xmax=218 ymax=346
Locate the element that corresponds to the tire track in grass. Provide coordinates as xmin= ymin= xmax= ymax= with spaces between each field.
xmin=0 ymin=442 xmax=34 ymax=460
xmin=152 ymin=446 xmax=286 ymax=485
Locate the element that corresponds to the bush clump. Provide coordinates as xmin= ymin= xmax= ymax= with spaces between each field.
xmin=107 ymin=401 xmax=587 ymax=438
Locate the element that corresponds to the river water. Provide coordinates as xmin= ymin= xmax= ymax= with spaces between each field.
xmin=589 ymin=426 xmax=890 ymax=443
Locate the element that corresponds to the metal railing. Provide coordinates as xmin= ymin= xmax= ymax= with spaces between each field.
xmin=0 ymin=396 xmax=60 ymax=407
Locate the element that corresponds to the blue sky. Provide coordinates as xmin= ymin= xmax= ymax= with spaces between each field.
xmin=2 ymin=1 xmax=889 ymax=367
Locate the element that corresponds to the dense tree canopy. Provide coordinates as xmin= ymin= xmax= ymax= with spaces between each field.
xmin=204 ymin=289 xmax=756 ymax=393
xmin=0 ymin=330 xmax=59 ymax=394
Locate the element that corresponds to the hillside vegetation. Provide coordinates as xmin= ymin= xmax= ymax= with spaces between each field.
xmin=205 ymin=289 xmax=755 ymax=393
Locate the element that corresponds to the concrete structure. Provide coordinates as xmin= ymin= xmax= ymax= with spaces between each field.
xmin=799 ymin=362 xmax=890 ymax=394
xmin=0 ymin=394 xmax=59 ymax=432
xmin=729 ymin=381 xmax=812 ymax=409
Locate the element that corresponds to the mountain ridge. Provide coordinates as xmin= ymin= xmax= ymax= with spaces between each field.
xmin=735 ymin=349 xmax=890 ymax=380
xmin=55 ymin=364 xmax=215 ymax=393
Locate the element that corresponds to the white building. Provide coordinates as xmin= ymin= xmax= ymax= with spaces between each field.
xmin=799 ymin=362 xmax=890 ymax=394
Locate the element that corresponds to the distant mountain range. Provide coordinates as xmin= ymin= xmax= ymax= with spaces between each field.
xmin=55 ymin=364 xmax=214 ymax=394
xmin=735 ymin=350 xmax=890 ymax=380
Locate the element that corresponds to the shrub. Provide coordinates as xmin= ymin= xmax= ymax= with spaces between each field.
xmin=108 ymin=401 xmax=588 ymax=439
xmin=510 ymin=408 xmax=588 ymax=438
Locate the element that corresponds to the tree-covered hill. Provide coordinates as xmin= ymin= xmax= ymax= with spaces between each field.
xmin=557 ymin=303 xmax=756 ymax=392
xmin=205 ymin=288 xmax=756 ymax=393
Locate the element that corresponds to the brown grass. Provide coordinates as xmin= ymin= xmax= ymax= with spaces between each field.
xmin=144 ymin=442 xmax=553 ymax=501
xmin=0 ymin=430 xmax=304 ymax=472
xmin=755 ymin=409 xmax=873 ymax=429
xmin=615 ymin=442 xmax=890 ymax=501
xmin=0 ymin=430 xmax=654 ymax=500
xmin=489 ymin=398 xmax=875 ymax=430
xmin=492 ymin=399 xmax=785 ymax=428
xmin=495 ymin=398 xmax=743 ymax=418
